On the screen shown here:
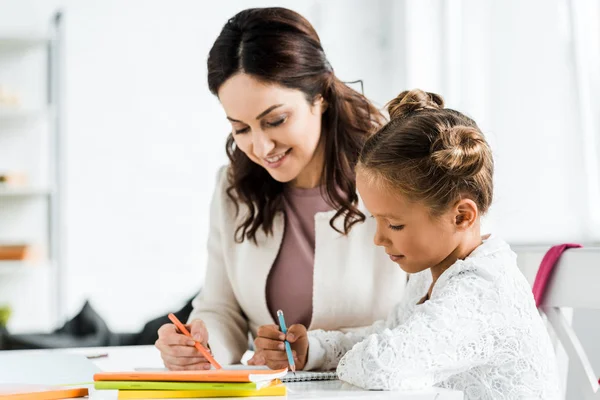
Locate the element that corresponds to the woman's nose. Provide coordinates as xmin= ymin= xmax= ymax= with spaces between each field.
xmin=252 ymin=130 xmax=275 ymax=158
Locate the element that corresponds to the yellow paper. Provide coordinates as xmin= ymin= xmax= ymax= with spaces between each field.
xmin=117 ymin=382 xmax=286 ymax=399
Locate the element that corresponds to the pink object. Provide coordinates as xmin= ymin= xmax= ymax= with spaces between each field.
xmin=266 ymin=185 xmax=333 ymax=328
xmin=532 ymin=243 xmax=583 ymax=307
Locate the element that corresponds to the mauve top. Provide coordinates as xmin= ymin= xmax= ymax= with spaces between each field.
xmin=266 ymin=185 xmax=333 ymax=327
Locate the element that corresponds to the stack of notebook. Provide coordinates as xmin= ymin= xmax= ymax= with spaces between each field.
xmin=0 ymin=384 xmax=88 ymax=400
xmin=93 ymin=369 xmax=288 ymax=399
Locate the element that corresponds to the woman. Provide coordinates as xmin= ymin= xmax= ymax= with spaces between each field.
xmin=155 ymin=7 xmax=406 ymax=371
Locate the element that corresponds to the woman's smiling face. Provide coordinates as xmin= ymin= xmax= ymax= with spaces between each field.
xmin=218 ymin=73 xmax=326 ymax=188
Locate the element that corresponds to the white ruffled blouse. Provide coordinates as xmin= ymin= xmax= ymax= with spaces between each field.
xmin=306 ymin=236 xmax=561 ymax=399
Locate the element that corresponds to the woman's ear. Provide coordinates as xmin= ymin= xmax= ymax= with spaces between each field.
xmin=453 ymin=198 xmax=478 ymax=230
xmin=313 ymin=95 xmax=328 ymax=113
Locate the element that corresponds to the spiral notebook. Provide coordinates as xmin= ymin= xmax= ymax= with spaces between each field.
xmin=134 ymin=366 xmax=338 ymax=382
xmin=280 ymin=371 xmax=337 ymax=382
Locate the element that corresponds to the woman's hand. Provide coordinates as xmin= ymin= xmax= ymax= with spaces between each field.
xmin=155 ymin=319 xmax=213 ymax=371
xmin=248 ymin=323 xmax=308 ymax=370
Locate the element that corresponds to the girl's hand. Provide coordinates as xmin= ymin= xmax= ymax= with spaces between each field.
xmin=249 ymin=324 xmax=309 ymax=370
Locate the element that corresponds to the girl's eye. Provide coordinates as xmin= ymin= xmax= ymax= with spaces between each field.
xmin=266 ymin=117 xmax=286 ymax=127
xmin=234 ymin=126 xmax=250 ymax=135
xmin=388 ymin=224 xmax=404 ymax=231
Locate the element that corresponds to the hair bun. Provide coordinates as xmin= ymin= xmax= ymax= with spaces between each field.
xmin=387 ymin=89 xmax=444 ymax=120
xmin=431 ymin=126 xmax=487 ymax=178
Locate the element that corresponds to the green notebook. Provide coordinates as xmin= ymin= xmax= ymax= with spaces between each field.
xmin=94 ymin=381 xmax=271 ymax=391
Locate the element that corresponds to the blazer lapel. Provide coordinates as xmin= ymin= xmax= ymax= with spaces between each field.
xmin=234 ymin=211 xmax=285 ymax=326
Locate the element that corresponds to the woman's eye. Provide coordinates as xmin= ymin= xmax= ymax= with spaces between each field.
xmin=266 ymin=117 xmax=286 ymax=127
xmin=388 ymin=224 xmax=405 ymax=231
xmin=234 ymin=126 xmax=250 ymax=134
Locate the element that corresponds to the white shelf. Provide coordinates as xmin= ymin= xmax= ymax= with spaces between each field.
xmin=0 ymin=187 xmax=54 ymax=198
xmin=0 ymin=108 xmax=48 ymax=122
xmin=0 ymin=14 xmax=62 ymax=331
xmin=0 ymin=33 xmax=49 ymax=51
xmin=0 ymin=260 xmax=47 ymax=275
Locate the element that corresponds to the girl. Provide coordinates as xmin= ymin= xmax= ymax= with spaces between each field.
xmin=154 ymin=7 xmax=407 ymax=370
xmin=258 ymin=89 xmax=560 ymax=399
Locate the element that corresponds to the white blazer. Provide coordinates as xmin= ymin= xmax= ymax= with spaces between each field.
xmin=189 ymin=166 xmax=407 ymax=364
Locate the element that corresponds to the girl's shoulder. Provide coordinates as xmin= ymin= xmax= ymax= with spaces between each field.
xmin=435 ymin=236 xmax=519 ymax=293
xmin=407 ymin=270 xmax=432 ymax=292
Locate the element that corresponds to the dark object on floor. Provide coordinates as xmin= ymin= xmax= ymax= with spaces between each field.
xmin=0 ymin=295 xmax=196 ymax=350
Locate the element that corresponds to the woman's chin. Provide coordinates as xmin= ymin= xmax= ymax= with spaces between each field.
xmin=262 ymin=162 xmax=301 ymax=184
xmin=264 ymin=168 xmax=298 ymax=184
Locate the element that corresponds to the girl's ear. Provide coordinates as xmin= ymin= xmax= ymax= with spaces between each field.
xmin=453 ymin=198 xmax=478 ymax=230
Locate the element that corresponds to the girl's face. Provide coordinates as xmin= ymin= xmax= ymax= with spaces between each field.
xmin=356 ymin=171 xmax=464 ymax=274
xmin=218 ymin=73 xmax=326 ymax=188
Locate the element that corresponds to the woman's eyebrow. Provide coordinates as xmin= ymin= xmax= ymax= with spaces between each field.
xmin=226 ymin=104 xmax=284 ymax=123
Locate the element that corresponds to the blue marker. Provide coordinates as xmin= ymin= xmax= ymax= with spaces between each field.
xmin=276 ymin=309 xmax=296 ymax=373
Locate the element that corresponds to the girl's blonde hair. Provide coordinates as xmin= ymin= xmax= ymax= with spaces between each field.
xmin=358 ymin=89 xmax=494 ymax=215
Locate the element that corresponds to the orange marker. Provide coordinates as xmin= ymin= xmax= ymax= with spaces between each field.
xmin=167 ymin=313 xmax=222 ymax=370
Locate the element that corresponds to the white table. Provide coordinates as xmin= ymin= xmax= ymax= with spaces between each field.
xmin=4 ymin=346 xmax=463 ymax=400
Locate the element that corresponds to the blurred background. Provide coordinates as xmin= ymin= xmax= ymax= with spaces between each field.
xmin=0 ymin=0 xmax=598 ymax=391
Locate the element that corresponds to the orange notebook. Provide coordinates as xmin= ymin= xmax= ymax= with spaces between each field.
xmin=94 ymin=368 xmax=288 ymax=383
xmin=0 ymin=384 xmax=88 ymax=400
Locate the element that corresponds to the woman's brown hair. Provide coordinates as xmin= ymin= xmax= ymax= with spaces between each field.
xmin=358 ymin=89 xmax=494 ymax=215
xmin=208 ymin=7 xmax=384 ymax=243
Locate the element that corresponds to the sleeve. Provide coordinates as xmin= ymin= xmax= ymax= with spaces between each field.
xmin=187 ymin=166 xmax=249 ymax=365
xmin=304 ymin=319 xmax=388 ymax=371
xmin=304 ymin=271 xmax=429 ymax=371
xmin=336 ymin=270 xmax=500 ymax=390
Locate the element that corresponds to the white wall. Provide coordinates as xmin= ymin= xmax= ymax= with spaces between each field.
xmin=399 ymin=0 xmax=600 ymax=245
xmin=60 ymin=0 xmax=234 ymax=332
